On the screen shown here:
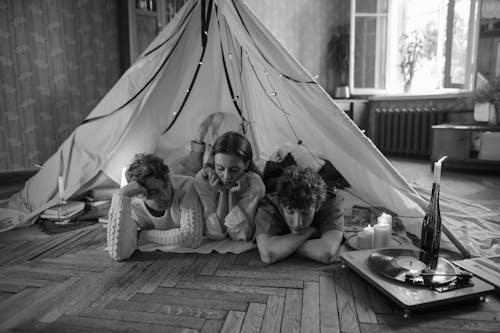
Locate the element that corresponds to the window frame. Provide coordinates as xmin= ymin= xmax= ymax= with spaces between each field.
xmin=349 ymin=0 xmax=391 ymax=95
xmin=349 ymin=0 xmax=481 ymax=96
xmin=443 ymin=0 xmax=481 ymax=89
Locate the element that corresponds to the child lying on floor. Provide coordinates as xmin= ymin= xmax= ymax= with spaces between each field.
xmin=107 ymin=153 xmax=203 ymax=261
xmin=194 ymin=131 xmax=265 ymax=241
xmin=255 ymin=166 xmax=344 ymax=264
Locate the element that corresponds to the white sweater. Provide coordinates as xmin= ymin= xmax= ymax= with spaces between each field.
xmin=107 ymin=175 xmax=203 ymax=261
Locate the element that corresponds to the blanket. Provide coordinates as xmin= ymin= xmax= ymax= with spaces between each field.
xmin=138 ymin=238 xmax=256 ymax=254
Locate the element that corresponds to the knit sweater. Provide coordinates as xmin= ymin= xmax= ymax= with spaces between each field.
xmin=107 ymin=175 xmax=203 ymax=261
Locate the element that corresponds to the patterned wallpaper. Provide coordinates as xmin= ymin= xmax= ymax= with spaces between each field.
xmin=0 ymin=0 xmax=121 ymax=172
xmin=0 ymin=0 xmax=347 ymax=172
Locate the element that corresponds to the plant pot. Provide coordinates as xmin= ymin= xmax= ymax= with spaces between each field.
xmin=474 ymin=103 xmax=498 ymax=125
xmin=335 ymin=86 xmax=350 ymax=99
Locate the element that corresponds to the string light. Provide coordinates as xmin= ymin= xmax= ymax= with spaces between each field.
xmin=186 ymin=89 xmax=190 ymax=93
xmin=228 ymin=53 xmax=232 ymax=59
xmin=269 ymin=92 xmax=277 ymax=96
xmin=173 ymin=112 xmax=177 ymax=115
xmin=199 ymin=61 xmax=203 ymax=65
xmin=204 ymin=31 xmax=208 ymax=35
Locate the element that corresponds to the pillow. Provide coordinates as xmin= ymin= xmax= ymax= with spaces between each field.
xmin=263 ymin=153 xmax=349 ymax=193
xmin=273 ymin=144 xmax=324 ymax=172
xmin=263 ymin=153 xmax=296 ymax=193
xmin=318 ymin=159 xmax=350 ymax=190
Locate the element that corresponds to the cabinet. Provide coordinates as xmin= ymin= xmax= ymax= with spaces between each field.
xmin=334 ymin=99 xmax=369 ymax=132
xmin=121 ymin=0 xmax=188 ymax=68
xmin=431 ymin=124 xmax=500 ymax=172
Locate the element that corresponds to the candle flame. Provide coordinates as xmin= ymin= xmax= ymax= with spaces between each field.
xmin=120 ymin=167 xmax=128 ymax=188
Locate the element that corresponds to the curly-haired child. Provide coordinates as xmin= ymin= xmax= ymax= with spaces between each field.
xmin=255 ymin=166 xmax=344 ymax=264
xmin=107 ymin=153 xmax=203 ymax=261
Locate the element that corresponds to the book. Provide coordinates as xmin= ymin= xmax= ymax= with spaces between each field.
xmin=453 ymin=255 xmax=500 ymax=289
xmin=84 ymin=199 xmax=110 ymax=207
xmin=88 ymin=202 xmax=111 ymax=213
xmin=88 ymin=187 xmax=118 ymax=200
xmin=41 ymin=207 xmax=85 ymax=221
xmin=85 ymin=200 xmax=111 ymax=212
xmin=98 ymin=217 xmax=109 ymax=224
xmin=344 ymin=205 xmax=371 ymax=232
xmin=75 ymin=202 xmax=111 ymax=221
xmin=42 ymin=201 xmax=85 ymax=219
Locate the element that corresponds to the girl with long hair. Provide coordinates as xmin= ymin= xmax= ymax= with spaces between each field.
xmin=194 ymin=131 xmax=265 ymax=241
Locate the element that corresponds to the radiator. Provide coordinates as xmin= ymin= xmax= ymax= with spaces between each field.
xmin=373 ymin=108 xmax=447 ymax=157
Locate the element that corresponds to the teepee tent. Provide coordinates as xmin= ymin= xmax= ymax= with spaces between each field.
xmin=0 ymin=0 xmax=491 ymax=256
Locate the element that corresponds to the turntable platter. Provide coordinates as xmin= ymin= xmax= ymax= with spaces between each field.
xmin=368 ymin=248 xmax=458 ymax=286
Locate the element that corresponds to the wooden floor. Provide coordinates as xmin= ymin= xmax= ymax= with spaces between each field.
xmin=0 ymin=224 xmax=499 ymax=332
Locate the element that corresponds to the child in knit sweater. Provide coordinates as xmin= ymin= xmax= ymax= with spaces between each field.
xmin=107 ymin=154 xmax=203 ymax=261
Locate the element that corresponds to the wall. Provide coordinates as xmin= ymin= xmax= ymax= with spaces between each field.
xmin=244 ymin=0 xmax=349 ymax=92
xmin=0 ymin=0 xmax=349 ymax=172
xmin=0 ymin=0 xmax=121 ymax=172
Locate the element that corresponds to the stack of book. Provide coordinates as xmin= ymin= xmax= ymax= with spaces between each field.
xmin=83 ymin=199 xmax=111 ymax=218
xmin=87 ymin=187 xmax=118 ymax=201
xmin=41 ymin=201 xmax=85 ymax=224
xmin=83 ymin=186 xmax=118 ymax=224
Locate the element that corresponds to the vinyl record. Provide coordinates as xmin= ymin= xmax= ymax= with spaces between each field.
xmin=368 ymin=249 xmax=457 ymax=286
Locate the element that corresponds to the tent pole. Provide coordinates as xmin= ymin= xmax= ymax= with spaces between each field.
xmin=441 ymin=223 xmax=471 ymax=259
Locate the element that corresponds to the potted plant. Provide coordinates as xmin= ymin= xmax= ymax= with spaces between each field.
xmin=399 ymin=31 xmax=424 ymax=92
xmin=398 ymin=28 xmax=436 ymax=92
xmin=473 ymin=75 xmax=500 ymax=126
xmin=327 ymin=24 xmax=350 ymax=98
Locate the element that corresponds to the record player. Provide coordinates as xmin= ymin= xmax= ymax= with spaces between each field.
xmin=340 ymin=247 xmax=495 ymax=316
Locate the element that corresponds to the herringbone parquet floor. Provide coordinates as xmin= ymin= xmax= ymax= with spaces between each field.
xmin=0 ymin=223 xmax=499 ymax=332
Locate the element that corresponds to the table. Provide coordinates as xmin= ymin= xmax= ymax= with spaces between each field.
xmin=431 ymin=124 xmax=500 ymax=172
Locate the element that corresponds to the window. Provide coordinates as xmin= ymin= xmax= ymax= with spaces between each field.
xmin=350 ymin=0 xmax=481 ymax=95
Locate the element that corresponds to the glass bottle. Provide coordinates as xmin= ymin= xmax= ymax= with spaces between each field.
xmin=420 ymin=156 xmax=446 ymax=269
xmin=420 ymin=182 xmax=441 ymax=268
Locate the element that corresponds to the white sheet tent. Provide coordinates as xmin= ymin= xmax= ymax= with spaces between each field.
xmin=1 ymin=0 xmax=495 ymax=256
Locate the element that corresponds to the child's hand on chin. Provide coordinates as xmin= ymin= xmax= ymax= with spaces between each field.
xmin=207 ymin=171 xmax=226 ymax=192
xmin=230 ymin=175 xmax=249 ymax=195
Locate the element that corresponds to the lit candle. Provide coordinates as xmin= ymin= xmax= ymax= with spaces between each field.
xmin=57 ymin=176 xmax=64 ymax=204
xmin=433 ymin=156 xmax=447 ymax=184
xmin=120 ymin=167 xmax=128 ymax=188
xmin=377 ymin=212 xmax=393 ymax=231
xmin=357 ymin=225 xmax=374 ymax=249
xmin=373 ymin=223 xmax=391 ymax=248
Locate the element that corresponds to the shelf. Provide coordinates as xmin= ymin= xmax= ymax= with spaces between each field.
xmin=432 ymin=156 xmax=500 ymax=164
xmin=430 ymin=158 xmax=500 ymax=173
xmin=432 ymin=124 xmax=500 ymax=131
